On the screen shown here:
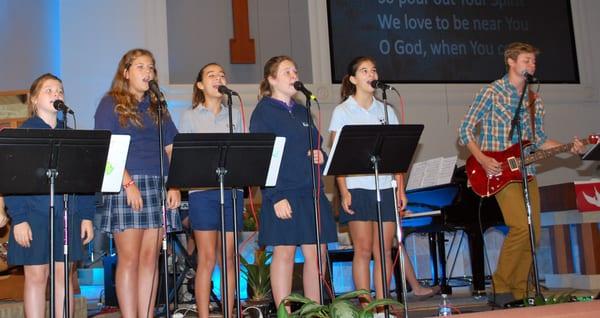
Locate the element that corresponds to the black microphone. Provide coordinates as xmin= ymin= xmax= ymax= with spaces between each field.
xmin=293 ymin=81 xmax=316 ymax=100
xmin=218 ymin=85 xmax=239 ymax=96
xmin=370 ymin=80 xmax=392 ymax=90
xmin=148 ymin=80 xmax=166 ymax=103
xmin=522 ymin=71 xmax=538 ymax=83
xmin=53 ymin=100 xmax=74 ymax=114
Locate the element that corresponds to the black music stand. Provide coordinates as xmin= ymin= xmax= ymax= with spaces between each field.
xmin=0 ymin=128 xmax=110 ymax=318
xmin=582 ymin=143 xmax=600 ymax=160
xmin=324 ymin=124 xmax=423 ymax=318
xmin=166 ymin=133 xmax=281 ymax=318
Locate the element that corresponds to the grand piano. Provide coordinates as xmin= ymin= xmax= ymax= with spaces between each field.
xmin=402 ymin=166 xmax=505 ymax=296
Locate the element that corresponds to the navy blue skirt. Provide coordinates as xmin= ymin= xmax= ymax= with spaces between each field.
xmin=339 ymin=188 xmax=397 ymax=224
xmin=8 ymin=209 xmax=86 ymax=265
xmin=188 ymin=189 xmax=243 ymax=232
xmin=258 ymin=190 xmax=337 ymax=246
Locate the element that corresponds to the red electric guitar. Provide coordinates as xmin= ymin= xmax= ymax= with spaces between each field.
xmin=466 ymin=135 xmax=599 ymax=197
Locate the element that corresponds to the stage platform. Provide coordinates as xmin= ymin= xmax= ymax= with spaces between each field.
xmin=88 ymin=287 xmax=599 ymax=318
xmin=0 ymin=297 xmax=87 ymax=317
xmin=1 ymin=283 xmax=596 ymax=317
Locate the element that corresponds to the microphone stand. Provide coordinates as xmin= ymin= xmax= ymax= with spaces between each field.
xmin=223 ymin=92 xmax=242 ymax=318
xmin=48 ymin=165 xmax=58 ymax=318
xmin=155 ymin=94 xmax=172 ymax=318
xmin=507 ymin=78 xmax=542 ymax=300
xmin=375 ymin=86 xmax=393 ymax=318
xmin=391 ymin=180 xmax=409 ymax=318
xmin=370 ymin=153 xmax=390 ymax=318
xmin=303 ymin=95 xmax=326 ymax=305
xmin=377 ymin=86 xmax=408 ymax=318
xmin=61 ymin=111 xmax=71 ymax=318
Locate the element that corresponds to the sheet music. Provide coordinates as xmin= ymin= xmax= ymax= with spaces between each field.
xmin=438 ymin=156 xmax=458 ymax=184
xmin=406 ymin=156 xmax=457 ymax=190
xmin=265 ymin=137 xmax=286 ymax=187
xmin=405 ymin=160 xmax=426 ymax=190
xmin=101 ymin=134 xmax=131 ymax=193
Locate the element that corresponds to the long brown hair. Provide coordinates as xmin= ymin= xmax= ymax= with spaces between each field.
xmin=340 ymin=56 xmax=375 ymax=102
xmin=258 ymin=55 xmax=295 ymax=98
xmin=27 ymin=73 xmax=62 ymax=118
xmin=191 ymin=62 xmax=221 ymax=109
xmin=108 ymin=48 xmax=165 ymax=127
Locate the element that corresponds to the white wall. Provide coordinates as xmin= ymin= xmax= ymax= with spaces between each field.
xmin=56 ymin=0 xmax=600 ymax=186
xmin=59 ymin=0 xmax=158 ymax=130
xmin=0 ymin=0 xmax=60 ymax=91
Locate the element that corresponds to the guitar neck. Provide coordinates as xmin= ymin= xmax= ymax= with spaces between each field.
xmin=524 ymin=140 xmax=589 ymax=165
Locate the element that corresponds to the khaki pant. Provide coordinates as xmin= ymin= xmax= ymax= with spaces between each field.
xmin=493 ymin=179 xmax=541 ymax=299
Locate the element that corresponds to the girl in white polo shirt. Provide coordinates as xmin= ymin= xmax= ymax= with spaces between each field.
xmin=329 ymin=56 xmax=439 ymax=307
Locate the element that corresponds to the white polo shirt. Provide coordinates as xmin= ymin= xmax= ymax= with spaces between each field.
xmin=328 ymin=96 xmax=399 ymax=190
xmin=179 ymin=103 xmax=242 ymax=134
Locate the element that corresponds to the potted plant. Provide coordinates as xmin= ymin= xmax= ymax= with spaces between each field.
xmin=241 ymin=249 xmax=273 ymax=318
xmin=277 ymin=289 xmax=403 ymax=318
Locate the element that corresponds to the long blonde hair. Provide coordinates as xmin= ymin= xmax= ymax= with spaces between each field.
xmin=108 ymin=48 xmax=165 ymax=127
xmin=27 ymin=73 xmax=62 ymax=118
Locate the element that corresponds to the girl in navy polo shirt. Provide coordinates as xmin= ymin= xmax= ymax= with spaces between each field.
xmin=178 ymin=63 xmax=244 ymax=318
xmin=329 ymin=57 xmax=439 ymax=306
xmin=249 ymin=56 xmax=337 ymax=308
xmin=94 ymin=49 xmax=181 ymax=317
xmin=4 ymin=73 xmax=95 ymax=318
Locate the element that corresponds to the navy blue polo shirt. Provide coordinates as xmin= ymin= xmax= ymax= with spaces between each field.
xmin=94 ymin=94 xmax=178 ymax=176
xmin=249 ymin=96 xmax=327 ymax=203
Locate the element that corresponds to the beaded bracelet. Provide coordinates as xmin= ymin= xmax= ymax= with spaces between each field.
xmin=123 ymin=179 xmax=135 ymax=189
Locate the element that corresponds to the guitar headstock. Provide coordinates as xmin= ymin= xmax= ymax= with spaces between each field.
xmin=588 ymin=134 xmax=600 ymax=145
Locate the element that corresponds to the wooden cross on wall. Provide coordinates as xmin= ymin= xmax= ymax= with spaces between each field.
xmin=230 ymin=0 xmax=256 ymax=64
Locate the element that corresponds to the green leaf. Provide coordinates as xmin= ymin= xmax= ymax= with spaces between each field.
xmin=358 ymin=310 xmax=374 ymax=318
xmin=330 ymin=300 xmax=359 ymax=318
xmin=362 ymin=298 xmax=403 ymax=312
xmin=277 ymin=302 xmax=290 ymax=318
xmin=533 ymin=295 xmax=545 ymax=306
xmin=299 ymin=302 xmax=327 ymax=316
xmin=336 ymin=289 xmax=371 ymax=301
xmin=282 ymin=293 xmax=313 ymax=305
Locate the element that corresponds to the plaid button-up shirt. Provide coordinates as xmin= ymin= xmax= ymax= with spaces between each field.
xmin=458 ymin=75 xmax=548 ymax=175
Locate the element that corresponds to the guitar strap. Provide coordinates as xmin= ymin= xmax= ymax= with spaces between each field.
xmin=528 ymin=89 xmax=537 ymax=143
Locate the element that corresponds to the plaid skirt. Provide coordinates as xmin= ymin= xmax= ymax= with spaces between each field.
xmin=98 ymin=175 xmax=182 ymax=233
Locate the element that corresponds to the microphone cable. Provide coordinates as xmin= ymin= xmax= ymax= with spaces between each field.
xmin=234 ymin=94 xmax=262 ymax=253
xmin=236 ymin=94 xmax=248 ymax=133
xmin=390 ymin=86 xmax=407 ymax=275
xmin=313 ymin=99 xmax=335 ymax=300
xmin=390 ymin=88 xmax=406 ymax=125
